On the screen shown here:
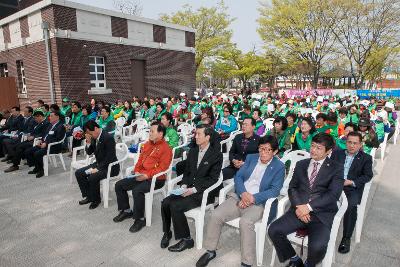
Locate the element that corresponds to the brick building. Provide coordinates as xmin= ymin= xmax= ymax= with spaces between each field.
xmin=0 ymin=0 xmax=196 ymax=106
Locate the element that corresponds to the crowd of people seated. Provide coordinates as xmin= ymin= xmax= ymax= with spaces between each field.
xmin=0 ymin=91 xmax=396 ymax=266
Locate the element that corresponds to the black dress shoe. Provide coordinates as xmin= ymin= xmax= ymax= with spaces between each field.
xmin=79 ymin=198 xmax=91 ymax=205
xmin=113 ymin=211 xmax=133 ymax=222
xmin=4 ymin=165 xmax=19 ymax=173
xmin=7 ymin=160 xmax=12 ymax=164
xmin=129 ymin=219 xmax=146 ymax=233
xmin=196 ymin=251 xmax=216 ymax=267
xmin=338 ymin=237 xmax=351 ymax=254
xmin=168 ymin=238 xmax=194 ymax=252
xmin=36 ymin=170 xmax=44 ymax=178
xmin=160 ymin=231 xmax=172 ymax=249
xmin=28 ymin=168 xmax=38 ymax=174
xmin=286 ymin=258 xmax=304 ymax=267
xmin=89 ymin=201 xmax=101 ymax=209
xmin=1 ymin=157 xmax=10 ymax=162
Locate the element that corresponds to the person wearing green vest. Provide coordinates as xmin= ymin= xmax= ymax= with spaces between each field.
xmin=239 ymin=104 xmax=252 ymax=121
xmin=140 ymin=101 xmax=154 ymax=122
xmin=160 ymin=112 xmax=179 ymax=149
xmin=66 ymin=102 xmax=83 ymax=155
xmin=97 ymin=106 xmax=116 ymax=134
xmin=285 ymin=113 xmax=298 ymax=142
xmin=358 ymin=118 xmax=379 ymax=155
xmin=269 ymin=116 xmax=291 ymax=156
xmin=80 ymin=105 xmax=97 ymax=127
xmin=346 ymin=104 xmax=359 ymax=125
xmin=60 ymin=97 xmax=72 ymax=118
xmin=188 ymin=97 xmax=201 ymax=116
xmin=155 ymin=102 xmax=167 ymax=121
xmin=326 ymin=112 xmax=339 ymax=140
xmin=315 ymin=113 xmax=330 ymax=133
xmin=384 ymin=101 xmax=397 ymax=139
xmin=292 ymin=117 xmax=316 ymax=152
xmin=335 ymin=123 xmax=357 ymax=150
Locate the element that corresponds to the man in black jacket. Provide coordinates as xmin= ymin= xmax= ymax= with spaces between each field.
xmin=2 ymin=106 xmax=36 ymax=163
xmin=25 ymin=111 xmax=65 ymax=178
xmin=222 ymin=117 xmax=259 ymax=181
xmin=160 ymin=124 xmax=223 ymax=252
xmin=4 ymin=110 xmax=49 ymax=173
xmin=268 ymin=133 xmax=344 ymax=267
xmin=0 ymin=106 xmax=24 ymax=158
xmin=75 ymin=120 xmax=119 ymax=210
xmin=330 ymin=131 xmax=373 ymax=254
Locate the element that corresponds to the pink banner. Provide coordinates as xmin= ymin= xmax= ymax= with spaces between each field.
xmin=280 ymin=89 xmax=333 ymax=97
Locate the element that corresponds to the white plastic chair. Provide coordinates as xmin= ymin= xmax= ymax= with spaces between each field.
xmin=125 ymin=166 xmax=172 ymax=226
xmin=355 ymin=179 xmax=372 ymax=244
xmin=279 ymin=150 xmax=310 ymax=195
xmin=270 ymin=192 xmax=348 ymax=267
xmin=392 ymin=118 xmax=399 ymax=144
xmin=114 ymin=117 xmax=126 ymax=140
xmin=177 ymin=122 xmax=193 ymax=144
xmin=219 ymin=180 xmax=278 ymax=266
xmin=220 ymin=136 xmax=234 ymax=169
xmin=168 ymin=172 xmax=223 ymax=249
xmin=101 ymin=143 xmax=129 ymax=208
xmin=379 ymin=132 xmax=389 ymax=163
xmin=69 ymin=141 xmax=95 ymax=183
xmin=43 ymin=135 xmax=67 ymax=177
xmin=122 ymin=118 xmax=148 ymax=144
xmin=262 ymin=118 xmax=275 ymax=136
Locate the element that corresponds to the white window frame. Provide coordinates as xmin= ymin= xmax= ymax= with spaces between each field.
xmin=16 ymin=60 xmax=27 ymax=94
xmin=0 ymin=63 xmax=8 ymax=77
xmin=89 ymin=56 xmax=106 ymax=89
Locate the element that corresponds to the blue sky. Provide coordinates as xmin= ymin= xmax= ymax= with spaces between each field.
xmin=70 ymin=0 xmax=267 ymax=52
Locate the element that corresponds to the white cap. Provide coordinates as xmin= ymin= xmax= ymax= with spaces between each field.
xmin=378 ymin=110 xmax=388 ymax=120
xmin=268 ymin=104 xmax=275 ymax=112
xmin=385 ymin=102 xmax=395 ymax=109
xmin=306 ymin=98 xmax=311 ymax=103
xmin=180 ymin=92 xmax=186 ymax=97
xmin=288 ymin=99 xmax=294 ymax=104
xmin=317 ymin=96 xmax=323 ymax=102
xmin=360 ymin=100 xmax=370 ymax=106
xmin=253 ymin=100 xmax=261 ymax=107
xmin=281 ymin=104 xmax=287 ymax=110
xmin=306 ymin=108 xmax=313 ymax=113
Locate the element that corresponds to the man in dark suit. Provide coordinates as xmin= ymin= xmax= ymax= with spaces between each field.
xmin=160 ymin=124 xmax=223 ymax=252
xmin=330 ymin=131 xmax=373 ymax=254
xmin=223 ymin=117 xmax=259 ymax=181
xmin=0 ymin=106 xmax=24 ymax=158
xmin=268 ymin=133 xmax=344 ymax=267
xmin=2 ymin=106 xmax=36 ymax=163
xmin=4 ymin=110 xmax=49 ymax=173
xmin=75 ymin=120 xmax=119 ymax=210
xmin=24 ymin=111 xmax=65 ymax=178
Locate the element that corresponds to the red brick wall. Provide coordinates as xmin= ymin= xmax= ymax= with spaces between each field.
xmin=53 ymin=5 xmax=77 ymax=31
xmin=18 ymin=0 xmax=42 ymax=10
xmin=0 ymin=41 xmax=54 ymax=106
xmin=19 ymin=16 xmax=30 ymax=38
xmin=111 ymin=17 xmax=128 ymax=38
xmin=55 ymin=38 xmax=195 ymax=103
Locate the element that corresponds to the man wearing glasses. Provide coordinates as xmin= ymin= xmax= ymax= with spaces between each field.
xmin=196 ymin=135 xmax=285 ymax=267
xmin=330 ymin=131 xmax=373 ymax=254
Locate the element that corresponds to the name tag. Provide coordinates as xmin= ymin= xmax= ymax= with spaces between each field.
xmin=49 ymin=131 xmax=54 ymax=134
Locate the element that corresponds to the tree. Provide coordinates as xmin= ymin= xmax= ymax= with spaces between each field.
xmin=257 ymin=0 xmax=340 ymax=89
xmin=160 ymin=1 xmax=234 ymax=70
xmin=333 ymin=0 xmax=400 ymax=88
xmin=113 ymin=0 xmax=142 ymax=16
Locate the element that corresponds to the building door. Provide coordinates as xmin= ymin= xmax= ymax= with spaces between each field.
xmin=130 ymin=59 xmax=146 ymax=98
xmin=0 ymin=77 xmax=19 ymax=110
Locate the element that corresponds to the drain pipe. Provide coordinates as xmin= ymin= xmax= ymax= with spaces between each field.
xmin=42 ymin=22 xmax=55 ymax=104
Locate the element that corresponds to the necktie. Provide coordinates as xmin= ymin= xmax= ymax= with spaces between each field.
xmin=309 ymin=162 xmax=320 ymax=188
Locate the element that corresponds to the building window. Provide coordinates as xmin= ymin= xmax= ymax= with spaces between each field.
xmin=0 ymin=63 xmax=8 ymax=77
xmin=89 ymin=56 xmax=106 ymax=89
xmin=16 ymin=60 xmax=27 ymax=94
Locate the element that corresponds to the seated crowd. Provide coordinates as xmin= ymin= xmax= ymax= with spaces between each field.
xmin=0 ymin=92 xmax=393 ymax=266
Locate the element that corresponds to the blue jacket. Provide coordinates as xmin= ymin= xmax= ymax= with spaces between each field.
xmin=215 ymin=115 xmax=238 ymax=134
xmin=234 ymin=154 xmax=285 ymax=205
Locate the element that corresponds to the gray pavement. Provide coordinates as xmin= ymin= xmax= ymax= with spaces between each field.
xmin=0 ymin=142 xmax=399 ymax=267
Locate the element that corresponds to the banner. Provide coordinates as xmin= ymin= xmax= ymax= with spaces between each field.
xmin=356 ymin=89 xmax=400 ymax=99
xmin=279 ymin=89 xmax=356 ymax=97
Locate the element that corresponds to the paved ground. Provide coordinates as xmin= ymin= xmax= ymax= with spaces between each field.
xmin=0 ymin=142 xmax=399 ymax=267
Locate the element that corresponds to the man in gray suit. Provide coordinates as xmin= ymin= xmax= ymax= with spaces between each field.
xmin=196 ymin=135 xmax=285 ymax=267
